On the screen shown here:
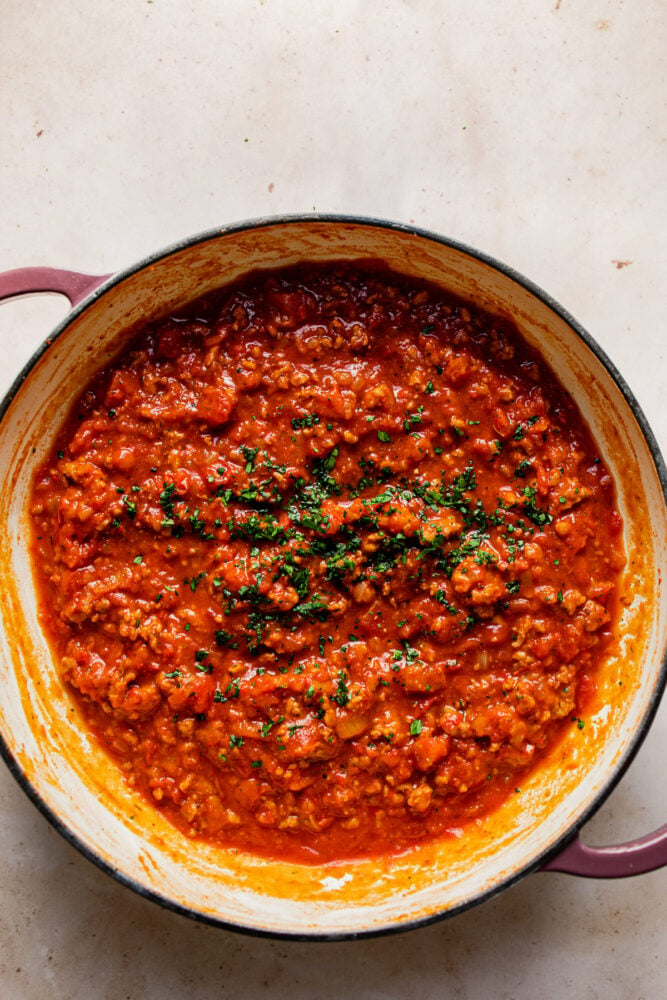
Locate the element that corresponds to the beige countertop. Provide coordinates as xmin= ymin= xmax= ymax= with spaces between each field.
xmin=1 ymin=2 xmax=665 ymax=996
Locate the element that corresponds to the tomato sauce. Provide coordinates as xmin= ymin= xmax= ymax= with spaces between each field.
xmin=30 ymin=264 xmax=625 ymax=862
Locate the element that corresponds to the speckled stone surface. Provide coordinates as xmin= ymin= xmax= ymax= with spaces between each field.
xmin=1 ymin=2 xmax=665 ymax=997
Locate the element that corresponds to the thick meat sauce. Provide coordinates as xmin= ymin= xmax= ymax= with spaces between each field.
xmin=30 ymin=264 xmax=625 ymax=862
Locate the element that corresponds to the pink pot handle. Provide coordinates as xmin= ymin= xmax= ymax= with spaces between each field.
xmin=0 ymin=267 xmax=111 ymax=308
xmin=542 ymin=822 xmax=667 ymax=878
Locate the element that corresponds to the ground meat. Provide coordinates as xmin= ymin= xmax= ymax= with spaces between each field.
xmin=30 ymin=263 xmax=625 ymax=863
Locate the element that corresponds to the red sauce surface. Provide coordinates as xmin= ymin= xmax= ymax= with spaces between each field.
xmin=30 ymin=264 xmax=625 ymax=862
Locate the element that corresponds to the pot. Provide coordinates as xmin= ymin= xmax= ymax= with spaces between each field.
xmin=0 ymin=215 xmax=666 ymax=939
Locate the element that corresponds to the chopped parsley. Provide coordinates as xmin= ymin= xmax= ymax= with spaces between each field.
xmin=331 ymin=670 xmax=350 ymax=707
xmin=215 ymin=629 xmax=238 ymax=650
xmin=291 ymin=414 xmax=320 ymax=430
xmin=241 ymin=445 xmax=259 ymax=473
xmin=518 ymin=486 xmax=553 ymax=526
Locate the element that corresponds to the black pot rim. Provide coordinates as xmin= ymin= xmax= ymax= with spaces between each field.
xmin=1 ymin=212 xmax=666 ymax=941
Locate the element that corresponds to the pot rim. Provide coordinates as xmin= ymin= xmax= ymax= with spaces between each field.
xmin=1 ymin=212 xmax=666 ymax=941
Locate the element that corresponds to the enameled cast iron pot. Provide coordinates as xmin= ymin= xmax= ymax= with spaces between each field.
xmin=0 ymin=216 xmax=666 ymax=939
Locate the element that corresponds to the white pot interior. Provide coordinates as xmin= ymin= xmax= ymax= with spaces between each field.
xmin=0 ymin=219 xmax=665 ymax=936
